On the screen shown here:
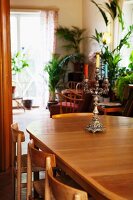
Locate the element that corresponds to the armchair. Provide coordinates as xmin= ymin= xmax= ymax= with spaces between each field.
xmin=49 ymin=89 xmax=94 ymax=118
xmin=49 ymin=90 xmax=84 ymax=117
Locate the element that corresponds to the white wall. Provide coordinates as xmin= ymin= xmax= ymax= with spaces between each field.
xmin=82 ymin=0 xmax=106 ymax=57
xmin=10 ymin=0 xmax=83 ymax=28
xmin=10 ymin=0 xmax=83 ymax=55
xmin=11 ymin=0 xmax=133 ymax=59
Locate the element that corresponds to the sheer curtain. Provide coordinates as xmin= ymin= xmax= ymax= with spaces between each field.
xmin=39 ymin=10 xmax=58 ymax=107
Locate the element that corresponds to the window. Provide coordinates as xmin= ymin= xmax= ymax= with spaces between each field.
xmin=120 ymin=2 xmax=133 ymax=67
xmin=10 ymin=10 xmax=58 ymax=107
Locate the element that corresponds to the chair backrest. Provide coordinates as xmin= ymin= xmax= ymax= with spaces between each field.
xmin=122 ymin=85 xmax=133 ymax=117
xmin=11 ymin=123 xmax=26 ymax=200
xmin=66 ymin=81 xmax=80 ymax=89
xmin=52 ymin=112 xmax=93 ymax=119
xmin=55 ymin=92 xmax=84 ymax=114
xmin=45 ymin=157 xmax=88 ymax=200
xmin=27 ymin=139 xmax=56 ymax=199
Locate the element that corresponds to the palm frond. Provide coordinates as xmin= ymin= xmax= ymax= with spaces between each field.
xmin=91 ymin=0 xmax=108 ymax=26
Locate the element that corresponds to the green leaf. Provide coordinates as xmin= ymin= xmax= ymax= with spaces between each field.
xmin=91 ymin=0 xmax=108 ymax=26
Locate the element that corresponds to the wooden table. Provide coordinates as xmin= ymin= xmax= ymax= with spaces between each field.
xmin=27 ymin=115 xmax=133 ymax=200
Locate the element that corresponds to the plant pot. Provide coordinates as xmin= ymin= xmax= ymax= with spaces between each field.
xmin=47 ymin=101 xmax=58 ymax=110
xmin=12 ymin=86 xmax=16 ymax=98
xmin=23 ymin=99 xmax=32 ymax=110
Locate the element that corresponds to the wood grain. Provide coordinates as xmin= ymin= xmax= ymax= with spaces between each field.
xmin=27 ymin=115 xmax=133 ymax=200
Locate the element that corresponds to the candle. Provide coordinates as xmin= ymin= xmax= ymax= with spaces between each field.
xmin=84 ymin=64 xmax=88 ymax=79
xmin=105 ymin=64 xmax=108 ymax=78
xmin=96 ymin=53 xmax=100 ymax=68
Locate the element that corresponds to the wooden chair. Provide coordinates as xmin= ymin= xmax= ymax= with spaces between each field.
xmin=27 ymin=139 xmax=56 ymax=200
xmin=11 ymin=123 xmax=43 ymax=200
xmin=45 ymin=156 xmax=88 ymax=200
xmin=66 ymin=81 xmax=80 ymax=89
xmin=11 ymin=123 xmax=27 ymax=200
xmin=27 ymin=140 xmax=88 ymax=200
xmin=52 ymin=112 xmax=93 ymax=119
xmin=49 ymin=91 xmax=84 ymax=117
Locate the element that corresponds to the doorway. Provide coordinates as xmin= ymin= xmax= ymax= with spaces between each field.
xmin=10 ymin=10 xmax=57 ymax=107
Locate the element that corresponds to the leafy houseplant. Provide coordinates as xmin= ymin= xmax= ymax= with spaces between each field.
xmin=116 ymin=73 xmax=133 ymax=101
xmin=44 ymin=54 xmax=68 ymax=102
xmin=92 ymin=26 xmax=133 ymax=90
xmin=11 ymin=49 xmax=29 ymax=98
xmin=91 ymin=0 xmax=124 ymax=30
xmin=91 ymin=0 xmax=133 ymax=96
xmin=12 ymin=49 xmax=29 ymax=75
xmin=56 ymin=26 xmax=87 ymax=71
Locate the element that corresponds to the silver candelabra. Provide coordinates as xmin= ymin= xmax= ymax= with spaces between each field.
xmin=84 ymin=66 xmax=109 ymax=133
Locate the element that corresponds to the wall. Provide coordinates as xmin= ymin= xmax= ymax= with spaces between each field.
xmin=10 ymin=0 xmax=106 ymax=57
xmin=10 ymin=0 xmax=133 ymax=60
xmin=10 ymin=0 xmax=83 ymax=28
xmin=121 ymin=2 xmax=133 ymax=66
xmin=82 ymin=0 xmax=106 ymax=57
xmin=10 ymin=0 xmax=83 ymax=55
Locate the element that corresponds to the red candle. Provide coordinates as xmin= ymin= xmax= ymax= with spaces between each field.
xmin=84 ymin=64 xmax=88 ymax=79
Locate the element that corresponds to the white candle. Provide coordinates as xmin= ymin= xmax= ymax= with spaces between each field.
xmin=105 ymin=64 xmax=108 ymax=78
xmin=96 ymin=53 xmax=100 ymax=68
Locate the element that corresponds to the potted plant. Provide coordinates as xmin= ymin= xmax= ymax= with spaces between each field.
xmin=11 ymin=48 xmax=29 ymax=97
xmin=115 ymin=73 xmax=133 ymax=101
xmin=115 ymin=52 xmax=133 ymax=101
xmin=56 ymin=26 xmax=87 ymax=71
xmin=91 ymin=0 xmax=133 ymax=100
xmin=44 ymin=54 xmax=68 ymax=104
xmin=11 ymin=48 xmax=33 ymax=109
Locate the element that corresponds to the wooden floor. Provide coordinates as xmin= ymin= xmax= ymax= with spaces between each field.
xmin=0 ymin=108 xmax=50 ymax=200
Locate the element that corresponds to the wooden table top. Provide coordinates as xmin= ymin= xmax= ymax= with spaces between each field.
xmin=27 ymin=115 xmax=133 ymax=200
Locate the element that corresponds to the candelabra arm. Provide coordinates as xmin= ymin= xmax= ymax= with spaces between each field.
xmin=83 ymin=65 xmax=109 ymax=133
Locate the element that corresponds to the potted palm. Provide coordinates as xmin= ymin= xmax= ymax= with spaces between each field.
xmin=44 ymin=54 xmax=68 ymax=104
xmin=56 ymin=26 xmax=87 ymax=72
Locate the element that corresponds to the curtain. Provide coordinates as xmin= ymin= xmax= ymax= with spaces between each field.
xmin=40 ymin=10 xmax=58 ymax=107
xmin=40 ymin=10 xmax=58 ymax=64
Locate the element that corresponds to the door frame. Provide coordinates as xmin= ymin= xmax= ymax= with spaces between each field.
xmin=0 ymin=0 xmax=12 ymax=171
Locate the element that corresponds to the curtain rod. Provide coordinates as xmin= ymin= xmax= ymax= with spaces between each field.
xmin=10 ymin=6 xmax=59 ymax=12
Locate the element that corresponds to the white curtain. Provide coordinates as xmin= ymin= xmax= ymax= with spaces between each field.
xmin=40 ymin=10 xmax=58 ymax=64
xmin=40 ymin=10 xmax=58 ymax=107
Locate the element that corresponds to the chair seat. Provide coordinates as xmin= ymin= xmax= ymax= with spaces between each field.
xmin=59 ymin=102 xmax=79 ymax=109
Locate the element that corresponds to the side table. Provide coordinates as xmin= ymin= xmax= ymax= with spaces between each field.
xmin=98 ymin=102 xmax=122 ymax=115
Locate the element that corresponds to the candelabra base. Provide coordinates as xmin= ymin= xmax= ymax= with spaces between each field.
xmin=86 ymin=115 xmax=104 ymax=133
